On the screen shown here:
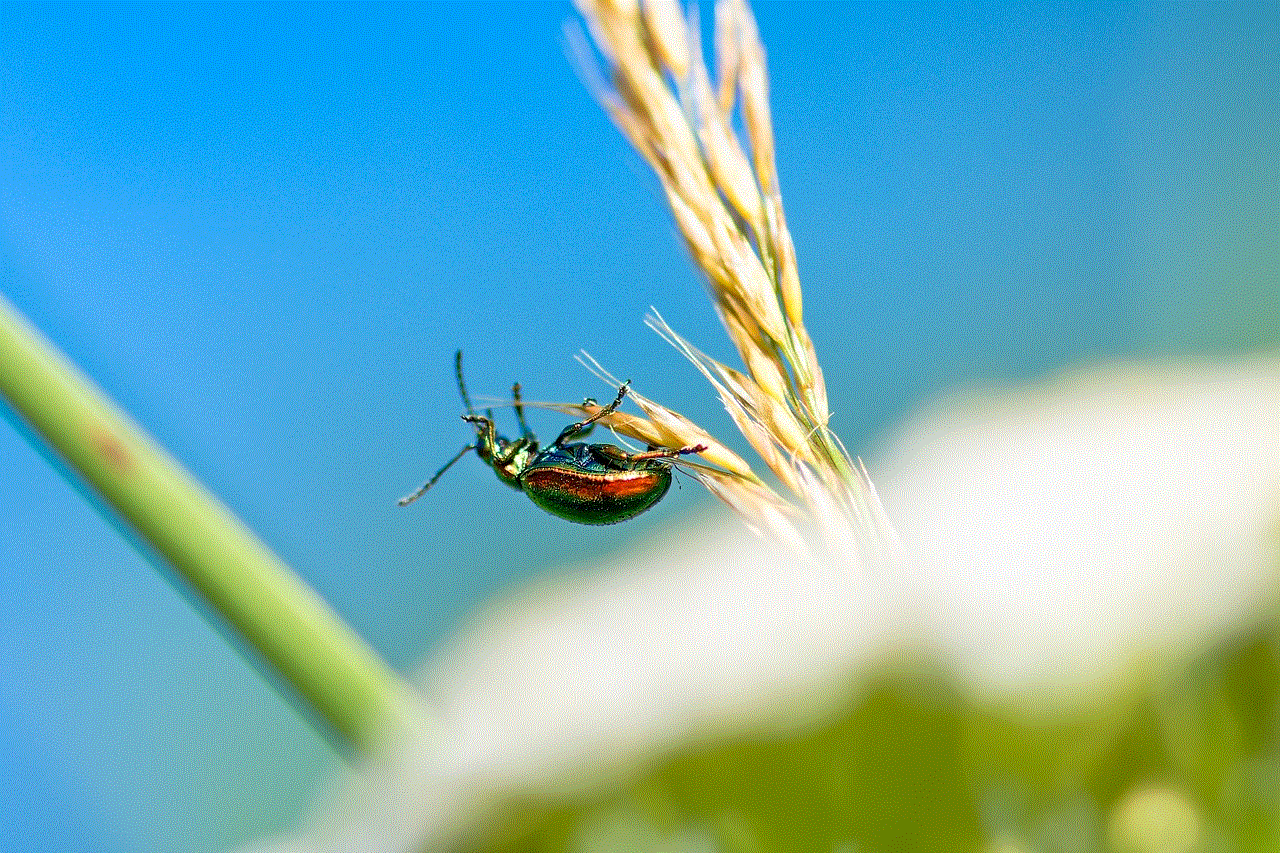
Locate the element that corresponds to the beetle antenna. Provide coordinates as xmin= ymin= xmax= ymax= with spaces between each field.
xmin=398 ymin=444 xmax=474 ymax=507
xmin=454 ymin=350 xmax=478 ymax=416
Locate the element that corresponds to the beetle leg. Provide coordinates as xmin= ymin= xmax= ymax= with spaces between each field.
xmin=462 ymin=414 xmax=499 ymax=454
xmin=511 ymin=382 xmax=535 ymax=441
xmin=572 ymin=398 xmax=601 ymax=440
xmin=552 ymin=381 xmax=630 ymax=446
xmin=628 ymin=443 xmax=707 ymax=461
xmin=398 ymin=444 xmax=475 ymax=506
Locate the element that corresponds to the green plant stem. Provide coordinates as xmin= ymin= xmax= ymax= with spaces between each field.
xmin=0 ymin=293 xmax=420 ymax=751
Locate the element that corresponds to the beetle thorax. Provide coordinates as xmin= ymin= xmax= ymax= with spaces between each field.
xmin=475 ymin=435 xmax=537 ymax=490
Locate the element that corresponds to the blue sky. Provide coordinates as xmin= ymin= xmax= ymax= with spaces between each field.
xmin=1 ymin=3 xmax=1276 ymax=850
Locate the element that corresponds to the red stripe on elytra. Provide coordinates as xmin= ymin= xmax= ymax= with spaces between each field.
xmin=523 ymin=468 xmax=659 ymax=500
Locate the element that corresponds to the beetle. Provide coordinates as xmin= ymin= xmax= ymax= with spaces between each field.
xmin=398 ymin=351 xmax=706 ymax=525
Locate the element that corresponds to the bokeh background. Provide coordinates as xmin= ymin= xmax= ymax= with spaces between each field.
xmin=1 ymin=3 xmax=1276 ymax=851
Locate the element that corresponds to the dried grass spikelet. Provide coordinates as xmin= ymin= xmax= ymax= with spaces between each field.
xmin=564 ymin=0 xmax=890 ymax=552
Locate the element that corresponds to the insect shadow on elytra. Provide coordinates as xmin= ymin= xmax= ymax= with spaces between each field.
xmin=398 ymin=351 xmax=706 ymax=525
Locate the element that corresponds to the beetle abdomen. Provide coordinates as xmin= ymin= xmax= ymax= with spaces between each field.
xmin=521 ymin=464 xmax=672 ymax=525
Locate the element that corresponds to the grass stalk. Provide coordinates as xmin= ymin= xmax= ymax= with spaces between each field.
xmin=563 ymin=0 xmax=892 ymax=551
xmin=0 ymin=293 xmax=419 ymax=751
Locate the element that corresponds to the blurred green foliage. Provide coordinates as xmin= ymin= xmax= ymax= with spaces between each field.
xmin=464 ymin=615 xmax=1280 ymax=853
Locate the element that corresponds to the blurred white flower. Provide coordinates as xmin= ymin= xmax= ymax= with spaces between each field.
xmin=251 ymin=356 xmax=1280 ymax=853
xmin=874 ymin=358 xmax=1280 ymax=700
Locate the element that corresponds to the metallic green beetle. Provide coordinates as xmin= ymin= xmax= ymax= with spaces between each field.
xmin=398 ymin=352 xmax=705 ymax=525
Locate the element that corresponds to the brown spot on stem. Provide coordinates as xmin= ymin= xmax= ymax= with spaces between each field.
xmin=89 ymin=424 xmax=132 ymax=473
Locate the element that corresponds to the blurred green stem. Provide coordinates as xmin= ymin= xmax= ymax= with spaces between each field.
xmin=0 ymin=293 xmax=420 ymax=751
